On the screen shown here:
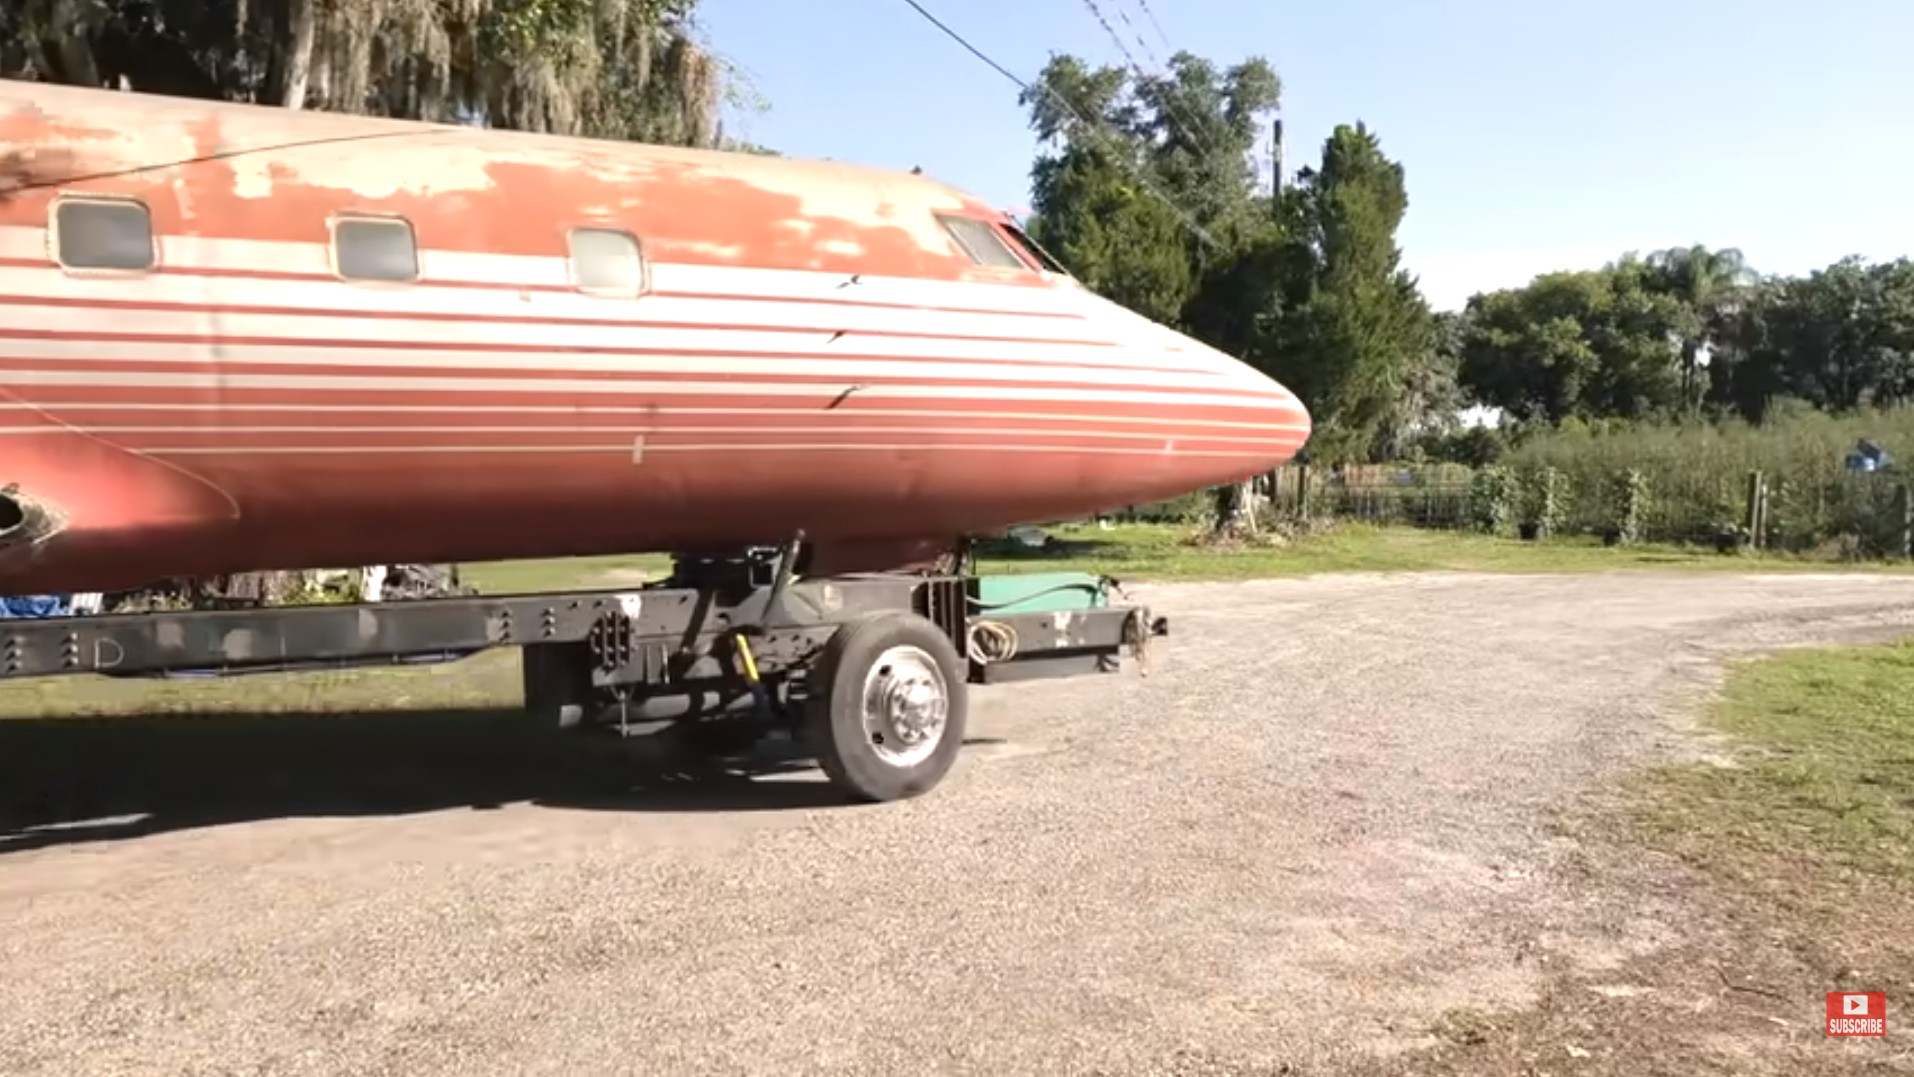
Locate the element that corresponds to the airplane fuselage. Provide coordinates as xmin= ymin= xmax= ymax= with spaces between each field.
xmin=0 ymin=80 xmax=1310 ymax=592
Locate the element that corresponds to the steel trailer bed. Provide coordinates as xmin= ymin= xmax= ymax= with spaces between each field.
xmin=0 ymin=543 xmax=1167 ymax=802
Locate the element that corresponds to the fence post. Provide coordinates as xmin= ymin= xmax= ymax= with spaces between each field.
xmin=1757 ymin=478 xmax=1772 ymax=549
xmin=1896 ymin=483 xmax=1913 ymax=559
xmin=1296 ymin=463 xmax=1312 ymax=522
xmin=1743 ymin=471 xmax=1766 ymax=550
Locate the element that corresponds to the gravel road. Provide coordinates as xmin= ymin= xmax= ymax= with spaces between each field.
xmin=5 ymin=571 xmax=1914 ymax=1077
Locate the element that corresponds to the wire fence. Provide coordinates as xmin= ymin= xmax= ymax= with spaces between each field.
xmin=1114 ymin=460 xmax=1914 ymax=559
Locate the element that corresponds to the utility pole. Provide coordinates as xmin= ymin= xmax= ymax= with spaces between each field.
xmin=1270 ymin=116 xmax=1284 ymax=195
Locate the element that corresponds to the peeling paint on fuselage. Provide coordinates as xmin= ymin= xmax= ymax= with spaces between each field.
xmin=0 ymin=80 xmax=997 ymax=277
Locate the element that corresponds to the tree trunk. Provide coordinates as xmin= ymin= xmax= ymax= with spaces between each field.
xmin=31 ymin=0 xmax=105 ymax=88
xmin=1211 ymin=479 xmax=1259 ymax=534
xmin=268 ymin=0 xmax=319 ymax=109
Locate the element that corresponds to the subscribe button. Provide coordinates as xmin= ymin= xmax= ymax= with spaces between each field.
xmin=1827 ymin=992 xmax=1887 ymax=1037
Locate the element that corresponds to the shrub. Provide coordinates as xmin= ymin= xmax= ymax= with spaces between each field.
xmin=1467 ymin=466 xmax=1517 ymax=535
xmin=1515 ymin=465 xmax=1567 ymax=538
xmin=1506 ymin=406 xmax=1914 ymax=550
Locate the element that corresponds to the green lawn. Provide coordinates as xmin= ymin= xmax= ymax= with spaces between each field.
xmin=1395 ymin=637 xmax=1914 ymax=1076
xmin=1635 ymin=640 xmax=1914 ymax=970
xmin=458 ymin=552 xmax=674 ymax=594
xmin=457 ymin=523 xmax=1914 ymax=593
xmin=977 ymin=523 xmax=1755 ymax=579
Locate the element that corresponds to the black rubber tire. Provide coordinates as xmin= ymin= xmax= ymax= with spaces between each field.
xmin=806 ymin=610 xmax=968 ymax=803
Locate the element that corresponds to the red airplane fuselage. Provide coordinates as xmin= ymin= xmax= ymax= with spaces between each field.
xmin=0 ymin=81 xmax=1310 ymax=594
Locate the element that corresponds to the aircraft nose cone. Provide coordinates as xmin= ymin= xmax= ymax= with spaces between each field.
xmin=1176 ymin=337 xmax=1312 ymax=479
xmin=1221 ymin=347 xmax=1311 ymax=447
xmin=1053 ymin=298 xmax=1314 ymax=512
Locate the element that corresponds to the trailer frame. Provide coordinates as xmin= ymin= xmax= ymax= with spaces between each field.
xmin=0 ymin=539 xmax=1167 ymax=802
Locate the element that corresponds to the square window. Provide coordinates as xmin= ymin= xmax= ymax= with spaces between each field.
xmin=334 ymin=217 xmax=419 ymax=282
xmin=54 ymin=199 xmax=155 ymax=272
xmin=569 ymin=228 xmax=646 ymax=296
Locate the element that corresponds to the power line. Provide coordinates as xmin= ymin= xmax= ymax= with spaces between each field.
xmin=1091 ymin=0 xmax=1285 ymax=199
xmin=893 ymin=0 xmax=1027 ymax=87
xmin=1130 ymin=0 xmax=1174 ymax=54
xmin=1093 ymin=0 xmax=1161 ymax=68
xmin=892 ymin=0 xmax=1217 ymax=249
xmin=1079 ymin=0 xmax=1223 ymax=166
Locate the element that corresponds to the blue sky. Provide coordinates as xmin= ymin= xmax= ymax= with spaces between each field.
xmin=698 ymin=0 xmax=1913 ymax=311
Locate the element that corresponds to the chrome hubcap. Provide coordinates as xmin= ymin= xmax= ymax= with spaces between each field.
xmin=861 ymin=645 xmax=949 ymax=767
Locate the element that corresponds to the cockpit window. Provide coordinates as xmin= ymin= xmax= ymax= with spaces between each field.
xmin=999 ymin=220 xmax=1071 ymax=276
xmin=935 ymin=215 xmax=1028 ymax=269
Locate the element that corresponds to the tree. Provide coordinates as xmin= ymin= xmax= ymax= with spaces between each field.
xmin=1127 ymin=53 xmax=1281 ymax=246
xmin=1276 ymin=123 xmax=1434 ymax=461
xmin=1021 ymin=50 xmax=1303 ymax=525
xmin=1026 ymin=143 xmax=1195 ymax=326
xmin=1456 ymin=265 xmax=1689 ymax=423
xmin=1001 ymin=50 xmax=1914 ymax=457
xmin=0 ymin=0 xmax=747 ymax=148
xmin=1446 ymin=244 xmax=1914 ymax=431
xmin=1380 ymin=309 xmax=1468 ymax=457
xmin=1021 ymin=51 xmax=1446 ymax=471
xmin=1459 ymin=272 xmax=1604 ymax=424
xmin=1640 ymin=244 xmax=1757 ymax=414
xmin=1020 ymin=51 xmax=1280 ymax=325
xmin=1729 ymin=258 xmax=1914 ymax=416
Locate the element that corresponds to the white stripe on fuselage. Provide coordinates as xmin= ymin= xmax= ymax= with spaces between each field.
xmin=0 ymin=336 xmax=1248 ymax=392
xmin=0 ymin=267 xmax=1120 ymax=348
xmin=0 ymin=303 xmax=1232 ymax=381
xmin=0 ymin=368 xmax=1305 ymax=415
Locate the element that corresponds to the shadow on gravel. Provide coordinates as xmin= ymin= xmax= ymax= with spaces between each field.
xmin=0 ymin=706 xmax=1005 ymax=854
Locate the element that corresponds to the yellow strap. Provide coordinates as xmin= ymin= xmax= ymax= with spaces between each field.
xmin=734 ymin=633 xmax=761 ymax=682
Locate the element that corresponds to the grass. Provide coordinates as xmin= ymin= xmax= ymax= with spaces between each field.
xmin=1398 ymin=640 xmax=1914 ymax=1075
xmin=458 ymin=552 xmax=673 ymax=594
xmin=974 ymin=522 xmax=1908 ymax=580
xmin=1636 ymin=641 xmax=1914 ymax=965
xmin=451 ymin=522 xmax=1914 ymax=594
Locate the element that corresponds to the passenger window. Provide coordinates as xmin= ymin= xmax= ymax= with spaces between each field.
xmin=53 ymin=198 xmax=156 ymax=272
xmin=936 ymin=215 xmax=1029 ymax=269
xmin=333 ymin=216 xmax=418 ymax=282
xmin=568 ymin=228 xmax=646 ymax=296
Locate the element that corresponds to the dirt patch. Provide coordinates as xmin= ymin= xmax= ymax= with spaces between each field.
xmin=1368 ymin=824 xmax=1913 ymax=1077
xmin=4 ymin=573 xmax=1914 ymax=1075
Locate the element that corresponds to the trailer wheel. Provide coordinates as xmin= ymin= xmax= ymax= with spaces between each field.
xmin=806 ymin=611 xmax=968 ymax=803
